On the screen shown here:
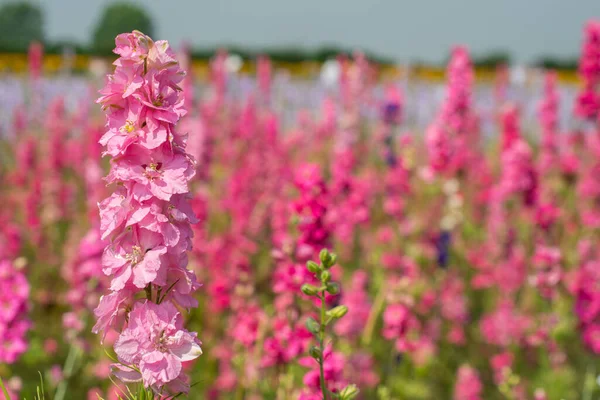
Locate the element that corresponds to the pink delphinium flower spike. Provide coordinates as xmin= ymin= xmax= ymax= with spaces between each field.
xmin=94 ymin=31 xmax=202 ymax=394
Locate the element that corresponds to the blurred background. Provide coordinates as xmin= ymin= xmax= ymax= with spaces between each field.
xmin=1 ymin=1 xmax=600 ymax=399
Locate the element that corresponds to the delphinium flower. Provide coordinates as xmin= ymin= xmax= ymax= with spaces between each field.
xmin=382 ymin=152 xmax=412 ymax=223
xmin=316 ymin=97 xmax=337 ymax=143
xmin=537 ymin=71 xmax=560 ymax=174
xmin=257 ymin=55 xmax=272 ymax=105
xmin=12 ymin=136 xmax=36 ymax=187
xmin=44 ymin=97 xmax=74 ymax=221
xmin=493 ymin=64 xmax=509 ymax=106
xmin=426 ymin=46 xmax=479 ymax=178
xmin=572 ymin=241 xmax=600 ymax=353
xmin=382 ymin=302 xmax=421 ymax=353
xmin=328 ymin=147 xmax=371 ymax=246
xmin=439 ymin=274 xmax=468 ymax=345
xmin=480 ymin=300 xmax=530 ymax=348
xmin=299 ymin=249 xmax=359 ymax=400
xmin=334 ymin=271 xmax=371 ymax=339
xmin=577 ymin=156 xmax=600 ymax=228
xmin=425 ymin=122 xmax=452 ymax=176
xmin=0 ymin=214 xmax=21 ymax=263
xmin=62 ymin=226 xmax=107 ymax=339
xmin=500 ymin=104 xmax=521 ymax=153
xmin=529 ymin=245 xmax=562 ymax=299
xmin=440 ymin=46 xmax=476 ymax=137
xmin=380 ymin=84 xmax=403 ymax=166
xmin=499 ymin=138 xmax=538 ymax=208
xmin=575 ymin=20 xmax=600 ymax=124
xmin=27 ymin=41 xmax=44 ymax=121
xmin=298 ymin=346 xmax=348 ymax=400
xmin=265 ymin=164 xmax=331 ymax=371
xmin=11 ymin=104 xmax=27 ymax=138
xmin=209 ymin=49 xmax=228 ymax=108
xmin=28 ymin=41 xmax=43 ymax=81
xmin=93 ymin=31 xmax=202 ymax=394
xmin=0 ymin=259 xmax=31 ymax=364
xmin=178 ymin=42 xmax=194 ymax=111
xmin=453 ymin=365 xmax=482 ymax=400
xmin=292 ymin=163 xmax=331 ymax=263
xmin=534 ymin=201 xmax=561 ymax=235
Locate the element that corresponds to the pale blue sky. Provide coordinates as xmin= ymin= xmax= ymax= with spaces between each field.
xmin=12 ymin=0 xmax=600 ymax=63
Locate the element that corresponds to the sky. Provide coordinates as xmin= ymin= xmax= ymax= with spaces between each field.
xmin=11 ymin=0 xmax=600 ymax=64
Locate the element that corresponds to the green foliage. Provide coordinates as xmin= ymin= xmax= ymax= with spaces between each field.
xmin=0 ymin=1 xmax=44 ymax=52
xmin=0 ymin=376 xmax=12 ymax=400
xmin=91 ymin=2 xmax=154 ymax=55
xmin=189 ymin=45 xmax=393 ymax=65
xmin=531 ymin=367 xmax=579 ymax=400
xmin=472 ymin=50 xmax=511 ymax=68
xmin=534 ymin=55 xmax=579 ymax=71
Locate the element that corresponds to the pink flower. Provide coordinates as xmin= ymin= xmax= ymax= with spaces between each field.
xmin=106 ymin=146 xmax=194 ymax=202
xmin=113 ymin=301 xmax=202 ymax=390
xmin=383 ymin=303 xmax=420 ymax=352
xmin=102 ymin=227 xmax=167 ymax=291
xmin=299 ymin=347 xmax=347 ymax=397
xmin=480 ymin=301 xmax=530 ymax=347
xmin=0 ymin=260 xmax=30 ymax=364
xmin=92 ymin=290 xmax=134 ymax=339
xmin=454 ymin=365 xmax=482 ymax=400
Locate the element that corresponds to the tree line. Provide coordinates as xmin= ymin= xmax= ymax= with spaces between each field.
xmin=0 ymin=1 xmax=580 ymax=69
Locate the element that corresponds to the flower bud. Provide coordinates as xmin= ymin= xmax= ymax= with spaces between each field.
xmin=319 ymin=248 xmax=332 ymax=266
xmin=306 ymin=260 xmax=320 ymax=273
xmin=309 ymin=345 xmax=322 ymax=360
xmin=327 ymin=305 xmax=348 ymax=319
xmin=305 ymin=317 xmax=320 ymax=335
xmin=301 ymin=284 xmax=320 ymax=297
xmin=340 ymin=384 xmax=360 ymax=400
xmin=326 ymin=282 xmax=340 ymax=295
xmin=321 ymin=270 xmax=331 ymax=283
xmin=328 ymin=253 xmax=337 ymax=267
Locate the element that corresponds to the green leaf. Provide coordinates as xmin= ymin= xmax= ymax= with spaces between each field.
xmin=0 ymin=377 xmax=12 ymax=400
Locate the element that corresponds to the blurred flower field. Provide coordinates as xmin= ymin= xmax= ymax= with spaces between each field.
xmin=0 ymin=21 xmax=599 ymax=400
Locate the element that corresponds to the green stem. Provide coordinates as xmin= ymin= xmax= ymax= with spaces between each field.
xmin=319 ymin=291 xmax=328 ymax=400
xmin=54 ymin=344 xmax=80 ymax=400
xmin=362 ymin=283 xmax=385 ymax=346
xmin=145 ymin=284 xmax=153 ymax=302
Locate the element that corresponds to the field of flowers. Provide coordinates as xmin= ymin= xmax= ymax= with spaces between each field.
xmin=0 ymin=21 xmax=599 ymax=400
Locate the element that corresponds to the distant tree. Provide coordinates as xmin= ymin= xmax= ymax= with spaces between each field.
xmin=534 ymin=56 xmax=578 ymax=71
xmin=92 ymin=2 xmax=154 ymax=54
xmin=0 ymin=1 xmax=44 ymax=52
xmin=473 ymin=51 xmax=511 ymax=68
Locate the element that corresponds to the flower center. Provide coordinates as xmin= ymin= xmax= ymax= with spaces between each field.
xmin=156 ymin=330 xmax=171 ymax=352
xmin=142 ymin=162 xmax=163 ymax=180
xmin=126 ymin=245 xmax=143 ymax=266
xmin=153 ymin=94 xmax=164 ymax=107
xmin=120 ymin=120 xmax=135 ymax=134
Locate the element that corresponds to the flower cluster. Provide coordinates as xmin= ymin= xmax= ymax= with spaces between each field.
xmin=453 ymin=365 xmax=483 ymax=400
xmin=426 ymin=46 xmax=479 ymax=176
xmin=0 ymin=259 xmax=30 ymax=364
xmin=573 ymin=242 xmax=600 ymax=353
xmin=575 ymin=20 xmax=600 ymax=122
xmin=93 ymin=31 xmax=201 ymax=393
xmin=537 ymin=72 xmax=560 ymax=173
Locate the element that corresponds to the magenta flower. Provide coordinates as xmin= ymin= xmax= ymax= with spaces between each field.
xmin=113 ymin=301 xmax=201 ymax=390
xmin=0 ymin=260 xmax=30 ymax=364
xmin=454 ymin=365 xmax=482 ymax=400
xmin=102 ymin=227 xmax=167 ymax=291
